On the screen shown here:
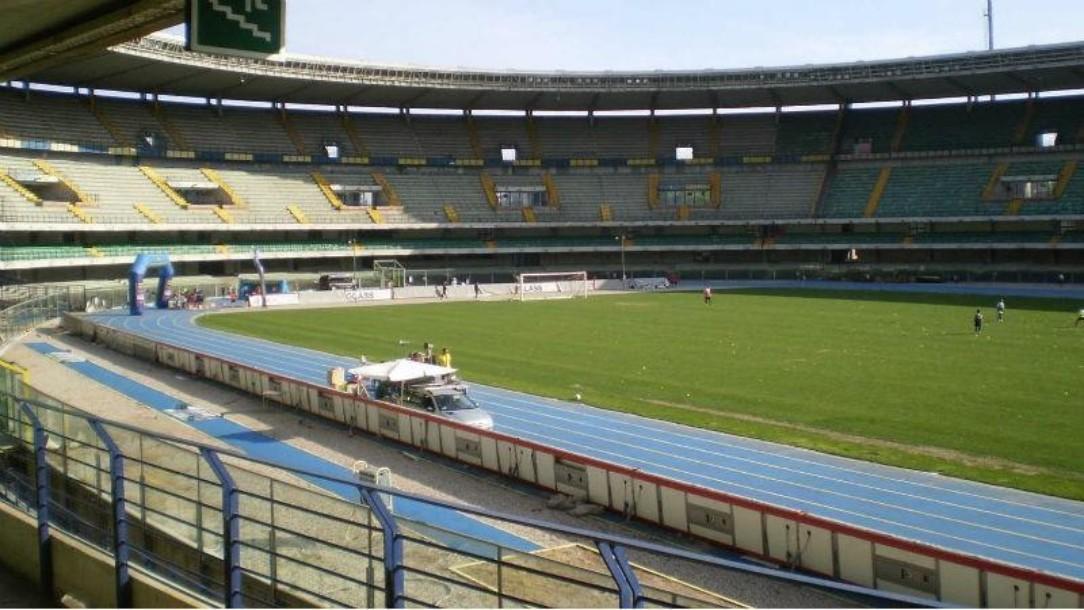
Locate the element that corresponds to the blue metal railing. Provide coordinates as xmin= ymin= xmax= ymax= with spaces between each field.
xmin=0 ymin=386 xmax=943 ymax=608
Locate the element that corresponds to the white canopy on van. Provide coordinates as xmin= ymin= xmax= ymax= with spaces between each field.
xmin=349 ymin=359 xmax=456 ymax=383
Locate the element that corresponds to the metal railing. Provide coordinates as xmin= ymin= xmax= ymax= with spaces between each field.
xmin=0 ymin=379 xmax=936 ymax=608
xmin=0 ymin=285 xmax=80 ymax=345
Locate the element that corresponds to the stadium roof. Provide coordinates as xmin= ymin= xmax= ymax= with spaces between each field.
xmin=0 ymin=1 xmax=183 ymax=82
xmin=16 ymin=34 xmax=1084 ymax=111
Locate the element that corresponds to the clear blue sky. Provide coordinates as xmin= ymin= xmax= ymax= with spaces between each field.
xmin=167 ymin=0 xmax=1084 ymax=71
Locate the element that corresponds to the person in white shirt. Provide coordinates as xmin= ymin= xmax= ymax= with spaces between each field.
xmin=996 ymin=298 xmax=1006 ymax=322
xmin=703 ymin=286 xmax=712 ymax=305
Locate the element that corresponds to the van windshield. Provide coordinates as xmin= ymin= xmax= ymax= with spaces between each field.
xmin=433 ymin=393 xmax=478 ymax=412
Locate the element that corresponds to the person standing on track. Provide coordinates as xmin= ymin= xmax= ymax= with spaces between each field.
xmin=437 ymin=347 xmax=452 ymax=368
xmin=973 ymin=309 xmax=984 ymax=335
xmin=703 ymin=286 xmax=712 ymax=305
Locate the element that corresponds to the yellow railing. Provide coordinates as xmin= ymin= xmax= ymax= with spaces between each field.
xmin=707 ymin=116 xmax=721 ymax=158
xmin=466 ymin=116 xmax=483 ymax=159
xmin=676 ymin=205 xmax=691 ymax=221
xmin=526 ymin=117 xmax=542 ymax=159
xmin=647 ymin=172 xmax=660 ymax=208
xmin=480 ymin=171 xmax=498 ymax=209
xmin=341 ymin=113 xmax=369 ymax=156
xmin=287 ymin=204 xmax=309 ymax=224
xmin=1013 ymin=99 xmax=1037 ymax=145
xmin=1 ymin=172 xmax=42 ymax=204
xmin=599 ymin=204 xmax=613 ymax=222
xmin=215 ymin=244 xmax=231 ymax=255
xmin=890 ymin=105 xmax=910 ymax=153
xmin=201 ymin=168 xmax=247 ymax=208
xmin=66 ymin=203 xmax=92 ymax=223
xmin=0 ymin=359 xmax=29 ymax=386
xmin=33 ymin=159 xmax=91 ymax=204
xmin=367 ymin=207 xmax=383 ymax=224
xmin=864 ymin=167 xmax=893 ymax=218
xmin=133 ymin=203 xmax=162 ymax=224
xmin=982 ymin=163 xmax=1009 ymax=200
xmin=213 ymin=207 xmax=233 ymax=224
xmin=543 ymin=172 xmax=560 ymax=208
xmin=709 ymin=171 xmax=722 ymax=208
xmin=1004 ymin=198 xmax=1024 ymax=215
xmin=86 ymin=98 xmax=131 ymax=147
xmin=152 ymin=103 xmax=190 ymax=150
xmin=139 ymin=166 xmax=189 ymax=208
xmin=86 ymin=246 xmax=103 ymax=258
xmin=370 ymin=172 xmax=401 ymax=206
xmin=1054 ymin=160 xmax=1078 ymax=198
xmin=443 ymin=204 xmax=460 ymax=223
xmin=276 ymin=109 xmax=307 ymax=154
xmin=521 ymin=207 xmax=537 ymax=223
xmin=311 ymin=171 xmax=345 ymax=209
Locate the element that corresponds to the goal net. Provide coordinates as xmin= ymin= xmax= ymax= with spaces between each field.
xmin=516 ymin=271 xmax=589 ymax=301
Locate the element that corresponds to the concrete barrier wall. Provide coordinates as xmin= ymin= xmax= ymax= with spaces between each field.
xmin=0 ymin=500 xmax=205 ymax=608
xmin=64 ymin=313 xmax=1084 ymax=608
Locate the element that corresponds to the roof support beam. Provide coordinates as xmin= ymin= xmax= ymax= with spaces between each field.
xmin=944 ymin=76 xmax=975 ymax=98
xmin=0 ymin=0 xmax=184 ymax=82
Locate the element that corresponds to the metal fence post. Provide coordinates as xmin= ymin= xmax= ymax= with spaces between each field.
xmin=88 ymin=420 xmax=131 ymax=608
xmin=359 ymin=486 xmax=403 ymax=608
xmin=18 ymin=401 xmax=53 ymax=599
xmin=200 ymin=448 xmax=243 ymax=608
xmin=596 ymin=541 xmax=633 ymax=608
xmin=612 ymin=544 xmax=644 ymax=608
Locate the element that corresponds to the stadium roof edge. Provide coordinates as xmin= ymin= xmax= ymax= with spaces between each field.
xmin=14 ymin=34 xmax=1084 ymax=111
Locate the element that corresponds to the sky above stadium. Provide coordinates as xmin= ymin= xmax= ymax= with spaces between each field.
xmin=168 ymin=0 xmax=1084 ymax=71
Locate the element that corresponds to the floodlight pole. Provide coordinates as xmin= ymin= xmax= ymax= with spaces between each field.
xmin=348 ymin=239 xmax=358 ymax=288
xmin=985 ymin=0 xmax=994 ymax=51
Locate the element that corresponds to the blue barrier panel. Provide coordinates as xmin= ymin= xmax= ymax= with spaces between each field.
xmin=18 ymin=401 xmax=52 ymax=598
xmin=200 ymin=448 xmax=242 ymax=608
xmin=87 ymin=420 xmax=131 ymax=608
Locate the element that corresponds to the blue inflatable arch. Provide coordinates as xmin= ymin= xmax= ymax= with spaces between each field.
xmin=129 ymin=253 xmax=174 ymax=315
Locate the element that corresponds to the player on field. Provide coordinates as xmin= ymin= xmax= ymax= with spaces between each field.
xmin=1076 ymin=308 xmax=1084 ymax=327
xmin=973 ymin=309 xmax=984 ymax=335
xmin=703 ymin=286 xmax=712 ymax=305
xmin=996 ymin=298 xmax=1006 ymax=322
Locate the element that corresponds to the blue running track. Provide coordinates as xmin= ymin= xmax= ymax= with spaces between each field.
xmin=82 ymin=285 xmax=1084 ymax=582
xmin=25 ymin=341 xmax=537 ymax=557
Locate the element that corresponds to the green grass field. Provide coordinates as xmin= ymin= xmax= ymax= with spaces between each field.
xmin=200 ymin=289 xmax=1084 ymax=499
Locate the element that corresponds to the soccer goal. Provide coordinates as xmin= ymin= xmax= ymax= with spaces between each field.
xmin=516 ymin=271 xmax=589 ymax=301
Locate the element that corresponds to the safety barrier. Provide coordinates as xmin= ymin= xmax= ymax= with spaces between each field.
xmin=0 ymin=370 xmax=936 ymax=609
xmin=61 ymin=312 xmax=1084 ymax=607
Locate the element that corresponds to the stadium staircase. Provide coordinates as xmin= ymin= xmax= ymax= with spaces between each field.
xmin=1055 ymin=160 xmax=1078 ymax=197
xmin=526 ymin=116 xmax=542 ymax=159
xmin=648 ymin=118 xmax=661 ymax=158
xmin=213 ymin=206 xmax=233 ymax=224
xmin=84 ymin=98 xmax=132 ymax=149
xmin=32 ymin=159 xmax=91 ymax=204
xmin=65 ymin=203 xmax=92 ymax=223
xmin=480 ymin=171 xmax=498 ymax=209
xmin=981 ymin=162 xmax=1009 ymax=200
xmin=707 ymin=115 xmax=721 ymax=157
xmin=1013 ymin=99 xmax=1037 ymax=145
xmin=366 ymin=207 xmax=384 ymax=224
xmin=599 ymin=203 xmax=613 ymax=221
xmin=709 ymin=171 xmax=722 ymax=208
xmin=139 ymin=165 xmax=189 ymax=208
xmin=0 ymin=171 xmax=42 ymax=205
xmin=466 ymin=116 xmax=483 ymax=159
xmin=543 ymin=172 xmax=560 ymax=208
xmin=676 ymin=204 xmax=691 ymax=220
xmin=864 ymin=167 xmax=892 ymax=217
xmin=133 ymin=202 xmax=162 ymax=224
xmin=286 ymin=204 xmax=309 ymax=224
xmin=647 ymin=172 xmax=659 ymax=208
xmin=151 ymin=103 xmax=191 ymax=150
xmin=370 ymin=171 xmax=401 ymax=207
xmin=443 ymin=204 xmax=460 ymax=223
xmin=340 ymin=113 xmax=369 ymax=156
xmin=200 ymin=168 xmax=247 ymax=207
xmin=276 ymin=109 xmax=307 ymax=154
xmin=311 ymin=171 xmax=345 ymax=209
xmin=890 ymin=105 xmax=910 ymax=152
xmin=521 ymin=207 xmax=537 ymax=222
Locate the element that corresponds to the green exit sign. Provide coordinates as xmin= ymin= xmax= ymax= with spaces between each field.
xmin=187 ymin=0 xmax=285 ymax=58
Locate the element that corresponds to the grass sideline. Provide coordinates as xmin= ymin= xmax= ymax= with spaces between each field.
xmin=200 ymin=289 xmax=1084 ymax=500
